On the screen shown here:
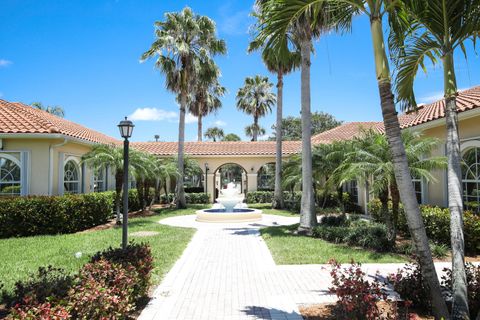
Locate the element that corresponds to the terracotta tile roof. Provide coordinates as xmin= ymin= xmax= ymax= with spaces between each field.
xmin=0 ymin=99 xmax=119 ymax=145
xmin=131 ymin=140 xmax=301 ymax=156
xmin=311 ymin=122 xmax=384 ymax=144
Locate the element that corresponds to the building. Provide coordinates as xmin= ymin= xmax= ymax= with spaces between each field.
xmin=1 ymin=85 xmax=480 ymax=210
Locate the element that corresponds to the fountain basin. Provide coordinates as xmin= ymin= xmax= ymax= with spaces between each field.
xmin=195 ymin=208 xmax=262 ymax=223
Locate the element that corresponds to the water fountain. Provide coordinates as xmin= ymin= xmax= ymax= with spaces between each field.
xmin=195 ymin=182 xmax=262 ymax=223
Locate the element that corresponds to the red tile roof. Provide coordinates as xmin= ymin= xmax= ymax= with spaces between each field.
xmin=0 ymin=100 xmax=119 ymax=145
xmin=131 ymin=140 xmax=301 ymax=156
xmin=311 ymin=122 xmax=383 ymax=144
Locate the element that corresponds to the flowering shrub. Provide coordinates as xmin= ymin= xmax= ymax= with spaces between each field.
xmin=387 ymin=261 xmax=431 ymax=312
xmin=329 ymin=260 xmax=387 ymax=319
xmin=7 ymin=297 xmax=70 ymax=320
xmin=441 ymin=263 xmax=480 ymax=317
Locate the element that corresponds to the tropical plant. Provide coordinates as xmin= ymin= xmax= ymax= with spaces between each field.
xmin=259 ymin=1 xmax=449 ymax=316
xmin=141 ymin=7 xmax=226 ymax=208
xmin=390 ymin=1 xmax=480 ymax=316
xmin=30 ymin=102 xmax=65 ymax=117
xmin=270 ymin=112 xmax=343 ymax=141
xmin=187 ymin=59 xmax=226 ymax=141
xmin=236 ymin=75 xmax=276 ymax=141
xmin=249 ymin=2 xmax=301 ymax=209
xmin=245 ymin=124 xmax=266 ymax=140
xmin=223 ymin=133 xmax=241 ymax=141
xmin=204 ymin=126 xmax=225 ymax=142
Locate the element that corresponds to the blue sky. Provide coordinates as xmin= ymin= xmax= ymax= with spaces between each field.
xmin=1 ymin=0 xmax=479 ymax=142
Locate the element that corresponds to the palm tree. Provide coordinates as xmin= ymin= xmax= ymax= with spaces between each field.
xmin=81 ymin=144 xmax=127 ymax=223
xmin=188 ymin=59 xmax=226 ymax=141
xmin=249 ymin=1 xmax=301 ymax=209
xmin=236 ymin=75 xmax=276 ymax=141
xmin=245 ymin=124 xmax=266 ymax=140
xmin=204 ymin=127 xmax=225 ymax=142
xmin=223 ymin=133 xmax=241 ymax=141
xmin=258 ymin=1 xmax=449 ymax=317
xmin=31 ymin=102 xmax=65 ymax=117
xmin=141 ymin=7 xmax=226 ymax=209
xmin=391 ymin=2 xmax=480 ymax=316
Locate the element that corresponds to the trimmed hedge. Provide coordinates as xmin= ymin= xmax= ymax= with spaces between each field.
xmin=160 ymin=192 xmax=210 ymax=204
xmin=0 ymin=193 xmax=113 ymax=238
xmin=368 ymin=199 xmax=480 ymax=254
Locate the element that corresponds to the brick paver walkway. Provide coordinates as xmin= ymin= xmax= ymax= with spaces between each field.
xmin=138 ymin=214 xmax=453 ymax=320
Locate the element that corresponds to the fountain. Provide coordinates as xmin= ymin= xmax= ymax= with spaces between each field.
xmin=195 ymin=182 xmax=262 ymax=223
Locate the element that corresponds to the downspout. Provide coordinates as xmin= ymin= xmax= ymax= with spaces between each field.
xmin=48 ymin=138 xmax=68 ymax=195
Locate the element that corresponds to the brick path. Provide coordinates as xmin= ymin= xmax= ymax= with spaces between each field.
xmin=138 ymin=214 xmax=453 ymax=320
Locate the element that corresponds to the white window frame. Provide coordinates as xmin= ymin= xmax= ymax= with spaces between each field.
xmin=0 ymin=151 xmax=29 ymax=196
xmin=461 ymin=143 xmax=480 ymax=212
xmin=63 ymin=157 xmax=81 ymax=194
xmin=93 ymin=166 xmax=106 ymax=192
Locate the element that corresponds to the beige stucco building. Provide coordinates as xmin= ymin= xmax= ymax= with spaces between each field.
xmin=1 ymin=85 xmax=480 ymax=212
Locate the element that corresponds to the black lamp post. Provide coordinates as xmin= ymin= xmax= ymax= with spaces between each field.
xmin=204 ymin=163 xmax=209 ymax=199
xmin=118 ymin=117 xmax=134 ymax=250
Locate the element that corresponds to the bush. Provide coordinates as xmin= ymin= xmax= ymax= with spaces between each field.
xmin=313 ymin=226 xmax=346 ymax=244
xmin=246 ymin=191 xmax=273 ymax=204
xmin=2 ymin=267 xmax=74 ymax=308
xmin=320 ymin=214 xmax=348 ymax=227
xmin=0 ymin=193 xmax=113 ymax=238
xmin=442 ymin=263 xmax=480 ymax=318
xmin=7 ymin=299 xmax=70 ymax=320
xmin=185 ymin=192 xmax=210 ymax=204
xmin=329 ymin=260 xmax=387 ymax=319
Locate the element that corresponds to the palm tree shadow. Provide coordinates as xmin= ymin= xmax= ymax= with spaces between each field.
xmin=241 ymin=306 xmax=302 ymax=319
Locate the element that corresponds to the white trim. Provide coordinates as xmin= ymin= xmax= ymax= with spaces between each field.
xmin=461 ymin=140 xmax=480 ymax=152
xmin=0 ymin=133 xmax=115 ymax=146
xmin=49 ymin=139 xmax=67 ymax=195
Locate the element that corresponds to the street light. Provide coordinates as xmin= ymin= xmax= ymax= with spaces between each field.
xmin=204 ymin=163 xmax=209 ymax=200
xmin=118 ymin=117 xmax=134 ymax=250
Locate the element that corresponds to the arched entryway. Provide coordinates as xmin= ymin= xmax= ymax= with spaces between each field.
xmin=257 ymin=162 xmax=275 ymax=191
xmin=213 ymin=163 xmax=248 ymax=200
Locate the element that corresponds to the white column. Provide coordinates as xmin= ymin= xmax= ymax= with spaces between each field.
xmin=247 ymin=173 xmax=257 ymax=193
xmin=206 ymin=173 xmax=215 ymax=202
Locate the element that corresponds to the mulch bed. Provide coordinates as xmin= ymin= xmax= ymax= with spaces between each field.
xmin=299 ymin=302 xmax=434 ymax=320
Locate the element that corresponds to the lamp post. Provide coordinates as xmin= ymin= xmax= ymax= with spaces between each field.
xmin=118 ymin=117 xmax=134 ymax=250
xmin=204 ymin=163 xmax=209 ymax=200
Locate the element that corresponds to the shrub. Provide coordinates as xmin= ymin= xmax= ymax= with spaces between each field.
xmin=246 ymin=191 xmax=273 ymax=204
xmin=0 ymin=193 xmax=113 ymax=238
xmin=7 ymin=298 xmax=70 ymax=320
xmin=2 ymin=267 xmax=74 ymax=308
xmin=344 ymin=221 xmax=392 ymax=252
xmin=441 ymin=263 xmax=480 ymax=318
xmin=90 ymin=243 xmax=153 ymax=299
xmin=320 ymin=214 xmax=348 ymax=227
xmin=313 ymin=226 xmax=346 ymax=244
xmin=68 ymin=259 xmax=135 ymax=319
xmin=185 ymin=192 xmax=210 ymax=204
xmin=388 ymin=261 xmax=431 ymax=312
xmin=396 ymin=241 xmax=449 ymax=259
xmin=329 ymin=260 xmax=387 ymax=319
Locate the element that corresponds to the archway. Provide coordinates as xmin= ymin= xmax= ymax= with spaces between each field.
xmin=213 ymin=163 xmax=248 ymax=200
xmin=257 ymin=162 xmax=275 ymax=191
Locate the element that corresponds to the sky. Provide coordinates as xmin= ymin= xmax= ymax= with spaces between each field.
xmin=1 ymin=0 xmax=479 ymax=142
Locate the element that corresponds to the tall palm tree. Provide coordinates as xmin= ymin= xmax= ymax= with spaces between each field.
xmin=236 ymin=75 xmax=276 ymax=141
xmin=188 ymin=59 xmax=226 ymax=141
xmin=141 ymin=7 xmax=226 ymax=209
xmin=391 ymin=2 xmax=480 ymax=317
xmin=31 ymin=102 xmax=65 ymax=117
xmin=259 ymin=0 xmax=449 ymax=317
xmin=204 ymin=127 xmax=225 ymax=142
xmin=249 ymin=1 xmax=301 ymax=209
xmin=245 ymin=123 xmax=266 ymax=140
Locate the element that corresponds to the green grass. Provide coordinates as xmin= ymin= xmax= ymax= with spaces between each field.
xmin=0 ymin=206 xmax=201 ymax=296
xmin=260 ymin=224 xmax=407 ymax=264
xmin=246 ymin=203 xmax=299 ymax=217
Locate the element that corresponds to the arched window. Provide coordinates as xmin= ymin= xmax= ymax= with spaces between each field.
xmin=64 ymin=160 xmax=80 ymax=194
xmin=462 ymin=147 xmax=480 ymax=212
xmin=257 ymin=163 xmax=275 ymax=191
xmin=94 ymin=167 xmax=105 ymax=192
xmin=0 ymin=156 xmax=21 ymax=196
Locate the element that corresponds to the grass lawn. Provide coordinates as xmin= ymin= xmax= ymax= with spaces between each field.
xmin=247 ymin=203 xmax=299 ymax=217
xmin=0 ymin=205 xmax=203 ymax=296
xmin=261 ymin=224 xmax=407 ymax=264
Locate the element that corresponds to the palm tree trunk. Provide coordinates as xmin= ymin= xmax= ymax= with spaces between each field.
xmin=298 ymin=29 xmax=317 ymax=234
xmin=379 ymin=188 xmax=394 ymax=244
xmin=177 ymin=91 xmax=187 ymax=209
xmin=370 ymin=17 xmax=449 ymax=319
xmin=273 ymin=70 xmax=285 ymax=209
xmin=115 ymin=171 xmax=123 ymax=224
xmin=443 ymin=52 xmax=469 ymax=319
xmin=197 ymin=113 xmax=203 ymax=142
xmin=253 ymin=115 xmax=259 ymax=141
xmin=390 ymin=180 xmax=400 ymax=243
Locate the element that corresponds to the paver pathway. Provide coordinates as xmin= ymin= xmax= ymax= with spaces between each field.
xmin=139 ymin=214 xmax=452 ymax=320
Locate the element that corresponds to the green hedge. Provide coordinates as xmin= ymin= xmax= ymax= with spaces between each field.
xmin=0 ymin=193 xmax=113 ymax=238
xmin=368 ymin=199 xmax=480 ymax=254
xmin=160 ymin=192 xmax=210 ymax=204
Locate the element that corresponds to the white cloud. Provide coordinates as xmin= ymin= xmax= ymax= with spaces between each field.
xmin=217 ymin=2 xmax=252 ymax=36
xmin=212 ymin=120 xmax=227 ymax=127
xmin=129 ymin=107 xmax=177 ymax=121
xmin=257 ymin=134 xmax=272 ymax=141
xmin=419 ymin=91 xmax=444 ymax=104
xmin=0 ymin=59 xmax=12 ymax=67
xmin=185 ymin=113 xmax=198 ymax=124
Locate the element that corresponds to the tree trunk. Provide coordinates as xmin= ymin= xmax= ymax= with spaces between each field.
xmin=253 ymin=115 xmax=259 ymax=141
xmin=115 ymin=171 xmax=123 ymax=224
xmin=298 ymin=30 xmax=317 ymax=234
xmin=197 ymin=113 xmax=203 ymax=142
xmin=273 ymin=70 xmax=285 ymax=209
xmin=443 ymin=51 xmax=469 ymax=319
xmin=379 ymin=188 xmax=394 ymax=244
xmin=176 ymin=91 xmax=187 ymax=209
xmin=370 ymin=17 xmax=449 ymax=319
xmin=390 ymin=180 xmax=400 ymax=243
